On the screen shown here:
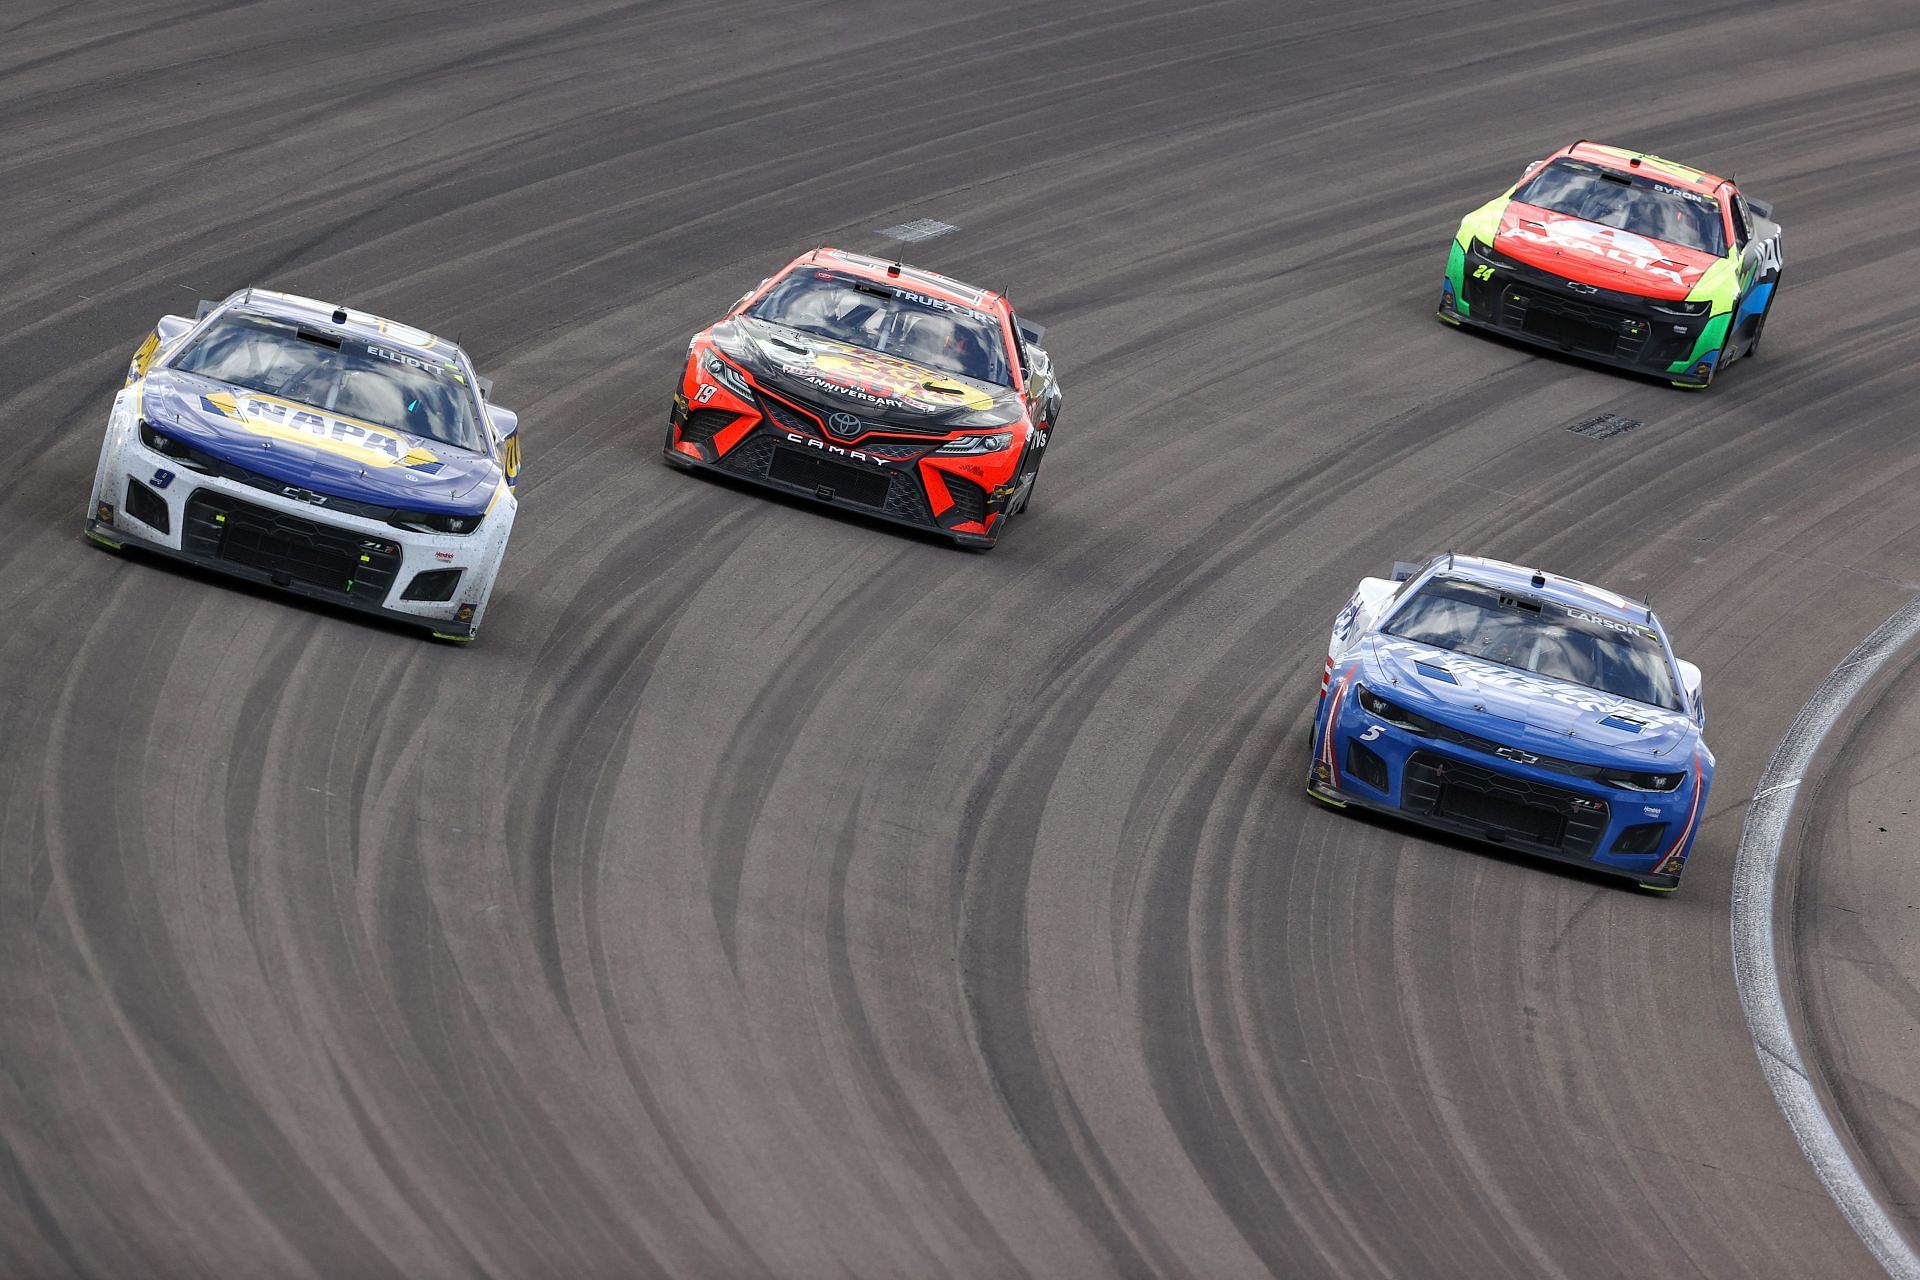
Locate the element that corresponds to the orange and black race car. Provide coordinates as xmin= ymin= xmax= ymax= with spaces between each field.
xmin=664 ymin=247 xmax=1062 ymax=548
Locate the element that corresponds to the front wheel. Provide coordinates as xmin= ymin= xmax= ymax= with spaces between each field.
xmin=1745 ymin=277 xmax=1781 ymax=359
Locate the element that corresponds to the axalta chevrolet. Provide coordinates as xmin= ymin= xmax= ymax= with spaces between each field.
xmin=85 ymin=288 xmax=522 ymax=641
xmin=664 ymin=247 xmax=1062 ymax=547
xmin=1440 ymin=141 xmax=1782 ymax=388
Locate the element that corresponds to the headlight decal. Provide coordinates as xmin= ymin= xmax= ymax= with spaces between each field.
xmin=934 ymin=431 xmax=1014 ymax=456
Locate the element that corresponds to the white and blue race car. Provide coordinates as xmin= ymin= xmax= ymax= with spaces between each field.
xmin=1308 ymin=554 xmax=1713 ymax=891
xmin=85 ymin=288 xmax=522 ymax=642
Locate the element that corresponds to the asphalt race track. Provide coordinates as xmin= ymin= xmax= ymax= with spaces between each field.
xmin=6 ymin=2 xmax=1920 ymax=1277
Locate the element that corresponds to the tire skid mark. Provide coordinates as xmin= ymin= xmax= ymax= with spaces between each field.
xmin=951 ymin=367 xmax=1534 ymax=1272
xmin=822 ymin=788 xmax=1031 ymax=1278
xmin=505 ymin=505 xmax=761 ymax=1036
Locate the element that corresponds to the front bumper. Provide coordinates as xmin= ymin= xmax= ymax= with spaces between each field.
xmin=88 ymin=399 xmax=511 ymax=638
xmin=1441 ymin=240 xmax=1728 ymax=386
xmin=664 ymin=388 xmax=1013 ymax=547
xmin=1309 ymin=679 xmax=1704 ymax=889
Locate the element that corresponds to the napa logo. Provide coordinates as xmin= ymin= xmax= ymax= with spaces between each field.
xmin=200 ymin=390 xmax=442 ymax=471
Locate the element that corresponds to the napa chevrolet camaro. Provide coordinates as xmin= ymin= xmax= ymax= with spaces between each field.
xmin=663 ymin=247 xmax=1062 ymax=548
xmin=1439 ymin=141 xmax=1782 ymax=388
xmin=85 ymin=288 xmax=522 ymax=641
xmin=1309 ymin=554 xmax=1714 ymax=892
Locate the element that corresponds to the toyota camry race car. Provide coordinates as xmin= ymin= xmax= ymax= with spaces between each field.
xmin=1439 ymin=141 xmax=1782 ymax=388
xmin=85 ymin=288 xmax=521 ymax=642
xmin=664 ymin=247 xmax=1062 ymax=548
xmin=1308 ymin=554 xmax=1714 ymax=892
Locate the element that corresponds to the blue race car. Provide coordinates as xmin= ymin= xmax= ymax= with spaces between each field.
xmin=1308 ymin=554 xmax=1713 ymax=892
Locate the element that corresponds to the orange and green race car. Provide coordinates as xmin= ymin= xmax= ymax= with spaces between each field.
xmin=664 ymin=247 xmax=1062 ymax=548
xmin=1439 ymin=141 xmax=1782 ymax=389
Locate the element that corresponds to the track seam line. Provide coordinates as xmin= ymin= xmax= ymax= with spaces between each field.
xmin=1731 ymin=595 xmax=1920 ymax=1280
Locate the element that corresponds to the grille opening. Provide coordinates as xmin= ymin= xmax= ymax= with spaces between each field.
xmin=940 ymin=473 xmax=988 ymax=525
xmin=401 ymin=568 xmax=464 ymax=603
xmin=1346 ymin=741 xmax=1389 ymax=793
xmin=679 ymin=410 xmax=741 ymax=446
xmin=1612 ymin=822 xmax=1668 ymax=856
xmin=767 ymin=448 xmax=891 ymax=507
xmin=124 ymin=477 xmax=171 ymax=535
xmin=1440 ymin=786 xmax=1567 ymax=845
xmin=183 ymin=493 xmax=400 ymax=599
xmin=1400 ymin=750 xmax=1609 ymax=857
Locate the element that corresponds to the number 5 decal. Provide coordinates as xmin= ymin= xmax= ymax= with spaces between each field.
xmin=1359 ymin=725 xmax=1384 ymax=742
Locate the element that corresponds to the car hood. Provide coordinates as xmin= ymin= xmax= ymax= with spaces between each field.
xmin=1363 ymin=636 xmax=1699 ymax=763
xmin=714 ymin=317 xmax=1024 ymax=427
xmin=1493 ymin=203 xmax=1720 ymax=301
xmin=140 ymin=368 xmax=500 ymax=514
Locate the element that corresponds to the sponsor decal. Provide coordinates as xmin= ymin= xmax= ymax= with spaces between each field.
xmin=784 ymin=432 xmax=894 ymax=466
xmin=1512 ymin=219 xmax=1693 ymax=289
xmin=199 ymin=390 xmax=442 ymax=471
xmin=435 ymin=550 xmax=455 ymax=562
xmin=1333 ymin=589 xmax=1364 ymax=642
xmin=366 ymin=344 xmax=454 ymax=378
xmin=777 ymin=344 xmax=997 ymax=413
xmin=1753 ymin=235 xmax=1783 ymax=275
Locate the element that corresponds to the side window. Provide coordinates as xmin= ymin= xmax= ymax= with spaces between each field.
xmin=1005 ymin=310 xmax=1029 ymax=384
xmin=1730 ymin=194 xmax=1753 ymax=249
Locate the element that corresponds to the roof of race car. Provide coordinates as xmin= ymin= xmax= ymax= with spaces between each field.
xmin=211 ymin=288 xmax=469 ymax=367
xmin=804 ymin=247 xmax=1008 ymax=316
xmin=1414 ymin=554 xmax=1656 ymax=629
xmin=1559 ymin=142 xmax=1731 ymax=197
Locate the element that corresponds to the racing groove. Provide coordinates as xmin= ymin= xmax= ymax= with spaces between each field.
xmin=6 ymin=1 xmax=1920 ymax=1276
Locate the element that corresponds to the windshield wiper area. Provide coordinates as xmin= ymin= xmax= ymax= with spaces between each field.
xmin=295 ymin=328 xmax=342 ymax=350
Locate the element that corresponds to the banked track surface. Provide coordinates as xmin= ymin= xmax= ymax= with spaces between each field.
xmin=5 ymin=2 xmax=1920 ymax=1276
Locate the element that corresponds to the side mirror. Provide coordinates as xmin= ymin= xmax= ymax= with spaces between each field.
xmin=1016 ymin=318 xmax=1047 ymax=346
xmin=155 ymin=314 xmax=195 ymax=345
xmin=1390 ymin=561 xmax=1422 ymax=582
xmin=1745 ymin=197 xmax=1774 ymax=220
xmin=194 ymin=298 xmax=219 ymax=320
xmin=487 ymin=405 xmax=522 ymax=487
xmin=1676 ymin=659 xmax=1705 ymax=725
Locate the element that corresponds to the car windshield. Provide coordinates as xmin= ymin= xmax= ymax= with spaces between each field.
xmin=746 ymin=269 xmax=1012 ymax=386
xmin=1385 ymin=576 xmax=1682 ymax=710
xmin=170 ymin=312 xmax=484 ymax=452
xmin=1514 ymin=159 xmax=1726 ymax=256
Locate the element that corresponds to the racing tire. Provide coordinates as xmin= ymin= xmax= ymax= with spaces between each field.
xmin=1745 ymin=277 xmax=1780 ymax=359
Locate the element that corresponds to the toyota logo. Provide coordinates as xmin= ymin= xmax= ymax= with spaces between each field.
xmin=826 ymin=412 xmax=863 ymax=439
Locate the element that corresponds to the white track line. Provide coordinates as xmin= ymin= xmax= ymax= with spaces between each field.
xmin=1731 ymin=597 xmax=1920 ymax=1280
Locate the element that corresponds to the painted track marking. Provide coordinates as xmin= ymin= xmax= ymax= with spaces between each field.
xmin=1732 ymin=596 xmax=1920 ymax=1280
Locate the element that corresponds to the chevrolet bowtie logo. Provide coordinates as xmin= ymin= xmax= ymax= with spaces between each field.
xmin=281 ymin=486 xmax=328 ymax=505
xmin=1495 ymin=747 xmax=1540 ymax=764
